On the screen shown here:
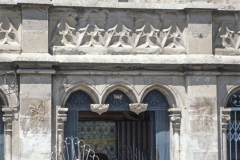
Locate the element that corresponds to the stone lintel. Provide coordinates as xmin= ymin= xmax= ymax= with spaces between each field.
xmin=17 ymin=69 xmax=56 ymax=74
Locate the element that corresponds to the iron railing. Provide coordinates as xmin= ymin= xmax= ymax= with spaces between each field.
xmin=227 ymin=111 xmax=240 ymax=160
xmin=51 ymin=136 xmax=99 ymax=160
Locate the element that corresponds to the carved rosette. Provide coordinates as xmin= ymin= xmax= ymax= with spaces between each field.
xmin=168 ymin=108 xmax=181 ymax=131
xmin=2 ymin=107 xmax=14 ymax=132
xmin=90 ymin=104 xmax=109 ymax=115
xmin=129 ymin=103 xmax=148 ymax=115
xmin=57 ymin=107 xmax=68 ymax=132
xmin=222 ymin=108 xmax=231 ymax=131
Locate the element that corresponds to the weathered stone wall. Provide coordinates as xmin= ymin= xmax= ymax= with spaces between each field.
xmin=0 ymin=1 xmax=240 ymax=160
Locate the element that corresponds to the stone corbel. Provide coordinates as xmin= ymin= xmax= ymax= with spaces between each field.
xmin=129 ymin=103 xmax=148 ymax=115
xmin=168 ymin=108 xmax=181 ymax=131
xmin=90 ymin=104 xmax=109 ymax=115
xmin=2 ymin=107 xmax=14 ymax=132
xmin=221 ymin=108 xmax=231 ymax=131
xmin=57 ymin=107 xmax=68 ymax=132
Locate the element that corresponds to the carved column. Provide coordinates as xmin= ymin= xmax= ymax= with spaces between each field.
xmin=2 ymin=108 xmax=14 ymax=160
xmin=57 ymin=107 xmax=68 ymax=160
xmin=169 ymin=108 xmax=181 ymax=160
xmin=221 ymin=108 xmax=231 ymax=160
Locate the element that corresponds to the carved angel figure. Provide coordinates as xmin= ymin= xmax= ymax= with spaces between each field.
xmin=0 ymin=16 xmax=19 ymax=45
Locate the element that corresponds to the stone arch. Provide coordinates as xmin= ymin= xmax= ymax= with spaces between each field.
xmin=140 ymin=84 xmax=178 ymax=108
xmin=101 ymin=84 xmax=138 ymax=104
xmin=222 ymin=85 xmax=240 ymax=108
xmin=0 ymin=85 xmax=18 ymax=108
xmin=61 ymin=83 xmax=99 ymax=107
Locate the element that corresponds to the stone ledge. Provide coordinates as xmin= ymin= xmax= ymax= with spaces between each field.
xmin=0 ymin=1 xmax=239 ymax=11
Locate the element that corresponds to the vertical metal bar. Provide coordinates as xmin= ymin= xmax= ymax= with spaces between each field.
xmin=235 ymin=111 xmax=237 ymax=160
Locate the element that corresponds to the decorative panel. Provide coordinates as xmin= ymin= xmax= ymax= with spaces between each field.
xmin=143 ymin=90 xmax=169 ymax=110
xmin=105 ymin=90 xmax=131 ymax=110
xmin=65 ymin=90 xmax=94 ymax=111
xmin=0 ymin=8 xmax=21 ymax=53
xmin=213 ymin=13 xmax=240 ymax=55
xmin=50 ymin=9 xmax=186 ymax=55
xmin=78 ymin=121 xmax=117 ymax=159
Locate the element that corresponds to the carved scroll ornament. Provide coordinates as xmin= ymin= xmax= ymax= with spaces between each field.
xmin=28 ymin=101 xmax=45 ymax=121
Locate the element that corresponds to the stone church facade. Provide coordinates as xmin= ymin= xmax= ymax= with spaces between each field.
xmin=0 ymin=0 xmax=240 ymax=160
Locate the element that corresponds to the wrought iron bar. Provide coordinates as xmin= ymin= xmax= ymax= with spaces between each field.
xmin=51 ymin=136 xmax=99 ymax=160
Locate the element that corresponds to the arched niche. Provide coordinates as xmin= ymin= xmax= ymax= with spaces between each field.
xmin=142 ymin=89 xmax=169 ymax=110
xmin=61 ymin=83 xmax=99 ymax=108
xmin=101 ymin=84 xmax=137 ymax=104
xmin=104 ymin=90 xmax=131 ymax=111
xmin=65 ymin=90 xmax=94 ymax=111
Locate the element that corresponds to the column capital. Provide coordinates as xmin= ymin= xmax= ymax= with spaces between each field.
xmin=168 ymin=108 xmax=181 ymax=131
xmin=222 ymin=108 xmax=231 ymax=131
xmin=57 ymin=107 xmax=68 ymax=132
xmin=2 ymin=108 xmax=15 ymax=132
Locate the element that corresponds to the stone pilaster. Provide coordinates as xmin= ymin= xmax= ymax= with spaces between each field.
xmin=18 ymin=69 xmax=55 ymax=160
xmin=2 ymin=108 xmax=14 ymax=160
xmin=221 ymin=108 xmax=231 ymax=160
xmin=169 ymin=108 xmax=181 ymax=160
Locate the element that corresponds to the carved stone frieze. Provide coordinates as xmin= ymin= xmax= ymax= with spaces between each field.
xmin=90 ymin=104 xmax=109 ymax=115
xmin=50 ymin=9 xmax=186 ymax=55
xmin=214 ymin=13 xmax=240 ymax=55
xmin=0 ymin=8 xmax=21 ymax=53
xmin=129 ymin=103 xmax=148 ymax=115
xmin=168 ymin=108 xmax=181 ymax=131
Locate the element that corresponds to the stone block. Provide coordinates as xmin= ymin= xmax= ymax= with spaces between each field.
xmin=22 ymin=31 xmax=48 ymax=53
xmin=187 ymin=11 xmax=212 ymax=54
xmin=22 ymin=6 xmax=48 ymax=53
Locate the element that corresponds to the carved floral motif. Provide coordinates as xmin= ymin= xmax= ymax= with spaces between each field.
xmin=129 ymin=103 xmax=148 ymax=115
xmin=28 ymin=101 xmax=45 ymax=121
xmin=90 ymin=104 xmax=109 ymax=115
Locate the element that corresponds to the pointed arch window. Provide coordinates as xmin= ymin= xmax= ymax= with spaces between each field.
xmin=225 ymin=91 xmax=240 ymax=160
xmin=63 ymin=89 xmax=171 ymax=160
xmin=143 ymin=89 xmax=170 ymax=160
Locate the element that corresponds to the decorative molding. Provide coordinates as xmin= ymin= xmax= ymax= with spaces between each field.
xmin=90 ymin=104 xmax=109 ymax=115
xmin=28 ymin=101 xmax=45 ymax=121
xmin=129 ymin=103 xmax=148 ymax=115
xmin=50 ymin=10 xmax=186 ymax=55
xmin=57 ymin=107 xmax=68 ymax=132
xmin=2 ymin=107 xmax=14 ymax=132
xmin=222 ymin=108 xmax=231 ymax=131
xmin=168 ymin=108 xmax=181 ymax=131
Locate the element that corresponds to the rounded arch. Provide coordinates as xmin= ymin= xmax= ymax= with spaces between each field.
xmin=61 ymin=83 xmax=99 ymax=107
xmin=0 ymin=85 xmax=18 ymax=108
xmin=223 ymin=85 xmax=240 ymax=108
xmin=101 ymin=84 xmax=138 ymax=104
xmin=140 ymin=84 xmax=178 ymax=108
